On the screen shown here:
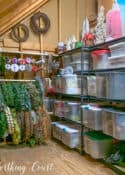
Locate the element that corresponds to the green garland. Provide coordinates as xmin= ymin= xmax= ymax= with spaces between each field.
xmin=1 ymin=83 xmax=15 ymax=107
xmin=25 ymin=83 xmax=41 ymax=110
xmin=0 ymin=111 xmax=7 ymax=138
xmin=13 ymin=83 xmax=31 ymax=111
xmin=0 ymin=56 xmax=5 ymax=75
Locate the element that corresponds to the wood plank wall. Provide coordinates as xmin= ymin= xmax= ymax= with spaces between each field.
xmin=0 ymin=0 xmax=96 ymax=53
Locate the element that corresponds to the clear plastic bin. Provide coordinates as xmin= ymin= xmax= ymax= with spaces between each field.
xmin=102 ymin=109 xmax=114 ymax=136
xmin=109 ymin=42 xmax=125 ymax=57
xmin=81 ymin=105 xmax=103 ymax=130
xmin=96 ymin=73 xmax=108 ymax=98
xmin=53 ymin=100 xmax=65 ymax=117
xmin=64 ymin=102 xmax=80 ymax=122
xmin=84 ymin=131 xmax=113 ymax=159
xmin=87 ymin=76 xmax=96 ymax=96
xmin=44 ymin=98 xmax=54 ymax=112
xmin=51 ymin=75 xmax=62 ymax=93
xmin=62 ymin=127 xmax=79 ymax=148
xmin=51 ymin=122 xmax=67 ymax=140
xmin=102 ymin=109 xmax=125 ymax=140
xmin=72 ymin=52 xmax=89 ymax=62
xmin=92 ymin=50 xmax=110 ymax=70
xmin=61 ymin=74 xmax=87 ymax=95
xmin=108 ymin=55 xmax=125 ymax=68
xmin=62 ymin=55 xmax=72 ymax=68
xmin=70 ymin=61 xmax=89 ymax=72
xmin=107 ymin=72 xmax=125 ymax=100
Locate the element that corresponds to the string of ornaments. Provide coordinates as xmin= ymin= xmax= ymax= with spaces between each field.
xmin=5 ymin=57 xmax=39 ymax=72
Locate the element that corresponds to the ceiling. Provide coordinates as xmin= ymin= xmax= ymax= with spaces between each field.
xmin=0 ymin=0 xmax=49 ymax=36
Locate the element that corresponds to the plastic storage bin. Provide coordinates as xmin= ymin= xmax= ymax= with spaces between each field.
xmin=61 ymin=74 xmax=87 ymax=95
xmin=109 ymin=42 xmax=125 ymax=57
xmin=62 ymin=127 xmax=79 ymax=148
xmin=53 ymin=100 xmax=65 ymax=117
xmin=62 ymin=55 xmax=72 ymax=68
xmin=84 ymin=131 xmax=113 ymax=159
xmin=102 ymin=109 xmax=125 ymax=140
xmin=51 ymin=75 xmax=62 ymax=93
xmin=51 ymin=122 xmax=67 ymax=140
xmin=96 ymin=73 xmax=108 ymax=98
xmin=64 ymin=102 xmax=80 ymax=122
xmin=102 ymin=109 xmax=114 ymax=136
xmin=70 ymin=61 xmax=89 ymax=72
xmin=91 ymin=50 xmax=110 ymax=70
xmin=81 ymin=105 xmax=103 ymax=130
xmin=44 ymin=98 xmax=54 ymax=112
xmin=107 ymin=72 xmax=125 ymax=100
xmin=87 ymin=76 xmax=96 ymax=96
xmin=108 ymin=55 xmax=125 ymax=68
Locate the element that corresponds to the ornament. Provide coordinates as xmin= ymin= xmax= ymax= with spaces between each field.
xmin=19 ymin=65 xmax=25 ymax=71
xmin=11 ymin=64 xmax=19 ymax=72
xmin=25 ymin=64 xmax=32 ymax=72
xmin=83 ymin=32 xmax=95 ymax=46
xmin=26 ymin=57 xmax=32 ymax=64
xmin=5 ymin=64 xmax=11 ymax=70
xmin=32 ymin=65 xmax=38 ymax=72
xmin=12 ymin=58 xmax=18 ymax=64
xmin=19 ymin=58 xmax=26 ymax=65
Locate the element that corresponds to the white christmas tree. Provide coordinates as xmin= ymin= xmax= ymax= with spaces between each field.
xmin=94 ymin=6 xmax=106 ymax=44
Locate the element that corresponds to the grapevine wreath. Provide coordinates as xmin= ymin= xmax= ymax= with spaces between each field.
xmin=30 ymin=12 xmax=50 ymax=34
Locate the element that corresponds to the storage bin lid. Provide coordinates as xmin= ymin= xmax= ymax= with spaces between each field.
xmin=63 ymin=127 xmax=79 ymax=133
xmin=85 ymin=131 xmax=113 ymax=140
xmin=109 ymin=42 xmax=125 ymax=50
xmin=92 ymin=49 xmax=110 ymax=56
xmin=103 ymin=108 xmax=125 ymax=115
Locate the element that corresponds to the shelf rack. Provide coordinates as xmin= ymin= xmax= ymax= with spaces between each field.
xmin=51 ymin=37 xmax=125 ymax=174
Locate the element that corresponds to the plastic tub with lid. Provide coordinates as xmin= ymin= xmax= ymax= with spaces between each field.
xmin=84 ymin=131 xmax=113 ymax=159
xmin=81 ymin=105 xmax=103 ymax=130
xmin=109 ymin=42 xmax=125 ymax=57
xmin=62 ymin=127 xmax=79 ymax=148
xmin=91 ymin=49 xmax=110 ymax=70
xmin=108 ymin=55 xmax=125 ymax=68
xmin=102 ymin=108 xmax=125 ymax=140
xmin=70 ymin=61 xmax=89 ymax=71
xmin=107 ymin=72 xmax=125 ymax=100
xmin=64 ymin=102 xmax=80 ymax=121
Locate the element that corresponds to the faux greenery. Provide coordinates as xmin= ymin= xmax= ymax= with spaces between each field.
xmin=0 ymin=111 xmax=7 ymax=138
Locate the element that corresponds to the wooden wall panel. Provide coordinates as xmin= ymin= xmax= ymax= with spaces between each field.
xmin=0 ymin=0 xmax=97 ymax=53
xmin=98 ymin=0 xmax=112 ymax=14
xmin=59 ymin=0 xmax=76 ymax=41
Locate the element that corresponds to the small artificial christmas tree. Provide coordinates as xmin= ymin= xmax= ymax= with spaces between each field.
xmin=94 ymin=6 xmax=106 ymax=44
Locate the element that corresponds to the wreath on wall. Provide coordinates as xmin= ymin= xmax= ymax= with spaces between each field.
xmin=10 ymin=23 xmax=29 ymax=42
xmin=30 ymin=12 xmax=51 ymax=35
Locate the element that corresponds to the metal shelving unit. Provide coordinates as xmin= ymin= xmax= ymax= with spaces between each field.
xmin=51 ymin=37 xmax=125 ymax=174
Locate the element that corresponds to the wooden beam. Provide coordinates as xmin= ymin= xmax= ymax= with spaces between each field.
xmin=57 ymin=0 xmax=61 ymax=42
xmin=0 ymin=0 xmax=50 ymax=36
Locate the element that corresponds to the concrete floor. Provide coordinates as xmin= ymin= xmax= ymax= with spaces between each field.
xmin=0 ymin=140 xmax=117 ymax=175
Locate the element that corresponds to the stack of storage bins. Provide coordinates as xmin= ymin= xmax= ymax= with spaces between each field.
xmin=51 ymin=122 xmax=80 ymax=148
xmin=62 ymin=52 xmax=89 ymax=72
xmin=84 ymin=131 xmax=113 ymax=159
xmin=108 ymin=42 xmax=125 ymax=68
xmin=102 ymin=109 xmax=125 ymax=140
xmin=81 ymin=105 xmax=103 ymax=131
xmin=91 ymin=50 xmax=110 ymax=70
xmin=52 ymin=74 xmax=87 ymax=95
